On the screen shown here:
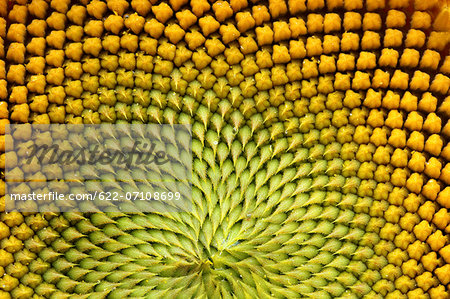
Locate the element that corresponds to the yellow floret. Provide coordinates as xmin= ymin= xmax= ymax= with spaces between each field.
xmin=191 ymin=0 xmax=210 ymax=17
xmin=363 ymin=108 xmax=384 ymax=128
xmin=27 ymin=19 xmax=47 ymax=37
xmin=10 ymin=104 xmax=29 ymax=123
xmin=413 ymin=220 xmax=433 ymax=242
xmin=185 ymin=30 xmax=206 ymax=50
xmin=422 ymin=179 xmax=441 ymax=201
xmin=7 ymin=65 xmax=26 ymax=85
xmin=427 ymin=230 xmax=446 ymax=252
xmin=340 ymin=32 xmax=359 ymax=52
xmin=385 ymin=110 xmax=403 ymax=129
xmin=353 ymin=72 xmax=371 ymax=90
xmin=152 ymin=2 xmax=173 ymax=23
xmin=7 ymin=23 xmax=26 ymax=43
xmin=66 ymin=5 xmax=86 ymax=25
xmin=164 ymin=24 xmax=185 ymax=44
xmin=423 ymin=113 xmax=441 ymax=134
xmin=363 ymin=13 xmax=381 ymax=31
xmin=379 ymin=48 xmax=398 ymax=68
xmin=388 ymin=128 xmax=406 ymax=148
xmin=238 ymin=36 xmax=257 ymax=55
xmin=384 ymin=29 xmax=403 ymax=48
xmin=307 ymin=14 xmax=324 ymax=33
xmin=306 ymin=36 xmax=322 ymax=56
xmin=440 ymin=164 xmax=450 ymax=185
xmin=420 ymin=49 xmax=440 ymax=70
xmin=356 ymin=52 xmax=376 ymax=70
xmin=124 ymin=14 xmax=145 ymax=34
xmin=46 ymin=12 xmax=66 ymax=30
xmin=323 ymin=13 xmax=341 ymax=33
xmin=269 ymin=0 xmax=288 ymax=18
xmin=28 ymin=0 xmax=48 ymax=19
xmin=66 ymin=25 xmax=83 ymax=42
xmin=323 ymin=35 xmax=340 ymax=54
xmin=6 ymin=43 xmax=25 ymax=64
xmin=386 ymin=10 xmax=406 ymax=28
xmin=176 ymin=10 xmax=198 ymax=30
xmin=289 ymin=17 xmax=307 ymax=38
xmin=410 ymin=11 xmax=431 ymax=30
xmin=361 ymin=31 xmax=380 ymax=50
xmin=334 ymin=73 xmax=351 ymax=91
xmin=87 ymin=0 xmax=107 ymax=19
xmin=319 ymin=55 xmax=336 ymax=74
xmin=170 ymin=0 xmax=188 ymax=11
xmin=435 ymin=264 xmax=450 ymax=286
xmin=406 ymin=173 xmax=423 ymax=194
xmin=436 ymin=187 xmax=449 ymax=208
xmin=302 ymin=59 xmax=319 ymax=80
xmin=407 ymin=131 xmax=425 ymax=151
xmin=252 ymin=6 xmax=270 ymax=25
xmin=107 ymin=0 xmax=129 ymax=15
xmin=424 ymin=134 xmax=443 ymax=156
xmin=399 ymin=49 xmax=419 ymax=68
xmin=405 ymin=29 xmax=426 ymax=48
xmin=372 ymin=69 xmax=390 ymax=89
xmin=46 ymin=30 xmax=66 ymax=48
xmin=205 ymin=38 xmax=225 ymax=57
xmin=430 ymin=74 xmax=450 ymax=94
xmin=390 ymin=70 xmax=409 ymax=90
xmin=343 ymin=12 xmax=361 ymax=31
xmin=410 ymin=71 xmax=430 ymax=91
xmin=199 ymin=15 xmax=220 ymax=36
xmin=427 ymin=32 xmax=449 ymax=51
xmin=104 ymin=14 xmax=124 ymax=35
xmin=219 ymin=24 xmax=240 ymax=44
xmin=213 ymin=1 xmax=233 ymax=22
xmin=235 ymin=12 xmax=255 ymax=33
xmin=273 ymin=21 xmax=291 ymax=42
xmin=255 ymin=26 xmax=273 ymax=46
xmin=337 ymin=53 xmax=354 ymax=72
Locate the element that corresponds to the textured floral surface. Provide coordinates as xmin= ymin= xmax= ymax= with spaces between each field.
xmin=0 ymin=0 xmax=449 ymax=298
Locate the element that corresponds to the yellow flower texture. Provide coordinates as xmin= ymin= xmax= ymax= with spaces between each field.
xmin=0 ymin=0 xmax=449 ymax=298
